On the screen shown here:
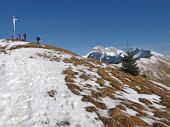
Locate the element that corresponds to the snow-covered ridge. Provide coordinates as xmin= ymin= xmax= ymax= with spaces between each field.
xmin=0 ymin=39 xmax=30 ymax=49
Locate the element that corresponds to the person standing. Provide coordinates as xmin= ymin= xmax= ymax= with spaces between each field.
xmin=18 ymin=33 xmax=21 ymax=40
xmin=23 ymin=33 xmax=27 ymax=41
xmin=12 ymin=36 xmax=14 ymax=41
xmin=36 ymin=37 xmax=41 ymax=44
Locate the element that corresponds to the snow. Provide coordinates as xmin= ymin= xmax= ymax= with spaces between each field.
xmin=0 ymin=40 xmax=169 ymax=127
xmin=90 ymin=46 xmax=125 ymax=57
xmin=0 ymin=47 xmax=103 ymax=127
xmin=125 ymin=108 xmax=138 ymax=116
xmin=151 ymin=81 xmax=170 ymax=91
xmin=115 ymin=86 xmax=166 ymax=109
xmin=101 ymin=97 xmax=121 ymax=109
xmin=0 ymin=39 xmax=29 ymax=49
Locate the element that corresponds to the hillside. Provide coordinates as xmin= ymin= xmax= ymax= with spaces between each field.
xmin=0 ymin=39 xmax=170 ymax=127
xmin=86 ymin=46 xmax=170 ymax=82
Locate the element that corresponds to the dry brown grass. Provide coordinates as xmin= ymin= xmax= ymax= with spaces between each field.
xmin=160 ymin=97 xmax=170 ymax=108
xmin=109 ymin=108 xmax=149 ymax=127
xmin=97 ymin=68 xmax=123 ymax=90
xmin=96 ymin=78 xmax=105 ymax=86
xmin=65 ymin=75 xmax=75 ymax=83
xmin=37 ymin=53 xmax=61 ymax=62
xmin=79 ymin=74 xmax=90 ymax=81
xmin=98 ymin=116 xmax=121 ymax=127
xmin=153 ymin=110 xmax=170 ymax=125
xmin=63 ymin=68 xmax=82 ymax=95
xmin=9 ymin=43 xmax=78 ymax=56
xmin=91 ymin=90 xmax=103 ymax=99
xmin=97 ymin=68 xmax=113 ymax=82
xmin=66 ymin=83 xmax=82 ymax=95
xmin=81 ymin=95 xmax=106 ymax=109
xmin=115 ymin=104 xmax=126 ymax=111
xmin=121 ymin=101 xmax=148 ymax=117
xmin=63 ymin=57 xmax=97 ymax=69
xmin=153 ymin=122 xmax=168 ymax=127
xmin=159 ymin=78 xmax=170 ymax=87
xmin=63 ymin=68 xmax=76 ymax=83
xmin=139 ymin=98 xmax=152 ymax=105
xmin=110 ymin=82 xmax=123 ymax=91
xmin=85 ymin=106 xmax=97 ymax=112
xmin=98 ymin=87 xmax=116 ymax=99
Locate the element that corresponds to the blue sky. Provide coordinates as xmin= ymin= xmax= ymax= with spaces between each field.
xmin=0 ymin=0 xmax=170 ymax=55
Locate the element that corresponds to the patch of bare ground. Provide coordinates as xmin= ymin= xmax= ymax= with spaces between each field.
xmin=63 ymin=57 xmax=96 ymax=69
xmin=36 ymin=53 xmax=61 ymax=62
xmin=66 ymin=83 xmax=82 ymax=95
xmin=97 ymin=68 xmax=123 ymax=91
xmin=160 ymin=97 xmax=170 ymax=108
xmin=96 ymin=78 xmax=105 ymax=86
xmin=159 ymin=78 xmax=170 ymax=87
xmin=85 ymin=106 xmax=97 ymax=112
xmin=107 ymin=108 xmax=149 ymax=127
xmin=63 ymin=67 xmax=82 ymax=95
xmin=115 ymin=104 xmax=126 ymax=111
xmin=81 ymin=95 xmax=107 ymax=109
xmin=153 ymin=122 xmax=168 ymax=127
xmin=121 ymin=101 xmax=148 ymax=117
xmin=79 ymin=74 xmax=90 ymax=81
xmin=109 ymin=67 xmax=151 ymax=88
xmin=98 ymin=87 xmax=116 ymax=99
xmin=139 ymin=98 xmax=152 ymax=105
xmin=153 ymin=110 xmax=170 ymax=126
xmin=63 ymin=67 xmax=76 ymax=83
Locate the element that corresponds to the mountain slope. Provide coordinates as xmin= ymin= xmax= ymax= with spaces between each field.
xmin=86 ymin=46 xmax=170 ymax=81
xmin=0 ymin=40 xmax=170 ymax=127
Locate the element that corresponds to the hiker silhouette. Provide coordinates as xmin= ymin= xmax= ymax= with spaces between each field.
xmin=36 ymin=37 xmax=41 ymax=44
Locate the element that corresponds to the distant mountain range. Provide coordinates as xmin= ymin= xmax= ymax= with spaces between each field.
xmin=86 ymin=46 xmax=154 ymax=64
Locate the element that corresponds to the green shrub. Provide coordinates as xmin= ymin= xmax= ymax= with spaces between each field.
xmin=122 ymin=51 xmax=140 ymax=76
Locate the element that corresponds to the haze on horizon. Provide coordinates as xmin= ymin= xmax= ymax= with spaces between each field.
xmin=0 ymin=0 xmax=170 ymax=55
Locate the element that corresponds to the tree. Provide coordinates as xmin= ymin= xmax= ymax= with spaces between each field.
xmin=122 ymin=50 xmax=140 ymax=76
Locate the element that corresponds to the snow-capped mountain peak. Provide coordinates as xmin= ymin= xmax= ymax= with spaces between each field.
xmin=92 ymin=45 xmax=125 ymax=56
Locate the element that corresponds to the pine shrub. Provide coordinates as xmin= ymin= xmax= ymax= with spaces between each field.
xmin=122 ymin=51 xmax=140 ymax=76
